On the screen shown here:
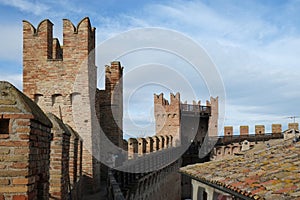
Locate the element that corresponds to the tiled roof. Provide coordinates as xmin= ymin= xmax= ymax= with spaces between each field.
xmin=180 ymin=139 xmax=300 ymax=200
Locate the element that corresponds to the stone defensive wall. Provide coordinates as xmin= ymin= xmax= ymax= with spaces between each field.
xmin=0 ymin=81 xmax=83 ymax=200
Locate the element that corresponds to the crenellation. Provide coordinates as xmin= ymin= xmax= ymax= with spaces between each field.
xmin=152 ymin=136 xmax=160 ymax=152
xmin=240 ymin=125 xmax=249 ymax=135
xmin=255 ymin=125 xmax=265 ymax=135
xmin=159 ymin=135 xmax=165 ymax=149
xmin=137 ymin=138 xmax=147 ymax=156
xmin=224 ymin=126 xmax=233 ymax=136
xmin=145 ymin=137 xmax=154 ymax=153
xmin=128 ymin=138 xmax=138 ymax=159
xmin=272 ymin=124 xmax=282 ymax=134
xmin=223 ymin=124 xmax=288 ymax=136
xmin=288 ymin=122 xmax=299 ymax=130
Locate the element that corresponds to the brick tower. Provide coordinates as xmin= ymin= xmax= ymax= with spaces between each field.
xmin=98 ymin=61 xmax=123 ymax=148
xmin=154 ymin=93 xmax=181 ymax=146
xmin=22 ymin=17 xmax=101 ymax=193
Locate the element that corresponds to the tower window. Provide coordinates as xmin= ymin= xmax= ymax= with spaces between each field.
xmin=0 ymin=119 xmax=9 ymax=134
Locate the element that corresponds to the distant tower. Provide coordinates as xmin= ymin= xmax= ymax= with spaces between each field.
xmin=154 ymin=93 xmax=218 ymax=146
xmin=206 ymin=97 xmax=219 ymax=137
xmin=98 ymin=61 xmax=124 ymax=147
xmin=22 ymin=18 xmax=101 ymax=192
xmin=154 ymin=93 xmax=181 ymax=146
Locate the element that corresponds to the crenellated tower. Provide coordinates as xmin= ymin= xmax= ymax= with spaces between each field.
xmin=98 ymin=61 xmax=123 ymax=147
xmin=22 ymin=17 xmax=101 ymax=193
xmin=154 ymin=93 xmax=181 ymax=146
xmin=206 ymin=96 xmax=219 ymax=137
xmin=154 ymin=92 xmax=218 ymax=147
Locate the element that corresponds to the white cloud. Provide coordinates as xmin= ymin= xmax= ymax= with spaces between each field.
xmin=0 ymin=0 xmax=49 ymax=15
xmin=0 ymin=24 xmax=22 ymax=61
xmin=104 ymin=0 xmax=300 ymax=131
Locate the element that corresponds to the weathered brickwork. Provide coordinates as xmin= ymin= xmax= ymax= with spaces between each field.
xmin=65 ymin=125 xmax=83 ymax=200
xmin=22 ymin=17 xmax=101 ymax=193
xmin=288 ymin=122 xmax=299 ymax=130
xmin=98 ymin=61 xmax=123 ymax=147
xmin=206 ymin=97 xmax=219 ymax=137
xmin=47 ymin=113 xmax=71 ymax=200
xmin=224 ymin=126 xmax=233 ymax=136
xmin=125 ymin=161 xmax=181 ymax=200
xmin=240 ymin=125 xmax=249 ymax=135
xmin=0 ymin=81 xmax=52 ymax=200
xmin=272 ymin=124 xmax=282 ymax=134
xmin=108 ymin=134 xmax=181 ymax=200
xmin=211 ymin=123 xmax=288 ymax=160
xmin=154 ymin=93 xmax=214 ymax=146
xmin=255 ymin=125 xmax=265 ymax=135
xmin=154 ymin=93 xmax=181 ymax=146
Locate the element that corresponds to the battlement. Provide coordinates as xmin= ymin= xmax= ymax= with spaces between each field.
xmin=127 ymin=135 xmax=174 ymax=159
xmin=154 ymin=92 xmax=180 ymax=107
xmin=223 ymin=123 xmax=299 ymax=136
xmin=63 ymin=17 xmax=95 ymax=34
xmin=23 ymin=17 xmax=95 ymax=67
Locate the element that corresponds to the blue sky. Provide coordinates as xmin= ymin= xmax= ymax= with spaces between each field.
xmin=0 ymin=0 xmax=300 ymax=137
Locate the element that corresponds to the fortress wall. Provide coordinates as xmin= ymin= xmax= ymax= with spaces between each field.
xmin=125 ymin=160 xmax=182 ymax=200
xmin=127 ymin=135 xmax=174 ymax=160
xmin=224 ymin=123 xmax=296 ymax=135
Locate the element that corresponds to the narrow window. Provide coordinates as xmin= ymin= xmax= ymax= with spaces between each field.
xmin=0 ymin=119 xmax=9 ymax=134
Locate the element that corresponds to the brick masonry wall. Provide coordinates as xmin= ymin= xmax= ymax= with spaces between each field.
xmin=207 ymin=97 xmax=219 ymax=137
xmin=47 ymin=113 xmax=71 ymax=200
xmin=0 ymin=81 xmax=52 ymax=200
xmin=22 ymin=18 xmax=101 ymax=192
xmin=98 ymin=61 xmax=123 ymax=148
xmin=154 ymin=93 xmax=181 ymax=146
xmin=65 ymin=124 xmax=83 ymax=200
xmin=127 ymin=160 xmax=182 ymax=200
xmin=154 ymin=93 xmax=214 ymax=146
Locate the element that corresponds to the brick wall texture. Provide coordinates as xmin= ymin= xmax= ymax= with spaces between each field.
xmin=22 ymin=17 xmax=101 ymax=193
xmin=0 ymin=81 xmax=52 ymax=200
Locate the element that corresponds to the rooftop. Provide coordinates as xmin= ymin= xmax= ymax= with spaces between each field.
xmin=180 ymin=139 xmax=300 ymax=200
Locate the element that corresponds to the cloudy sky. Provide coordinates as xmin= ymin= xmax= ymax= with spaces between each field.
xmin=0 ymin=0 xmax=300 ymax=137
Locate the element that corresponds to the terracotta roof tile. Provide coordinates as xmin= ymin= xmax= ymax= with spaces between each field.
xmin=180 ymin=139 xmax=300 ymax=199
